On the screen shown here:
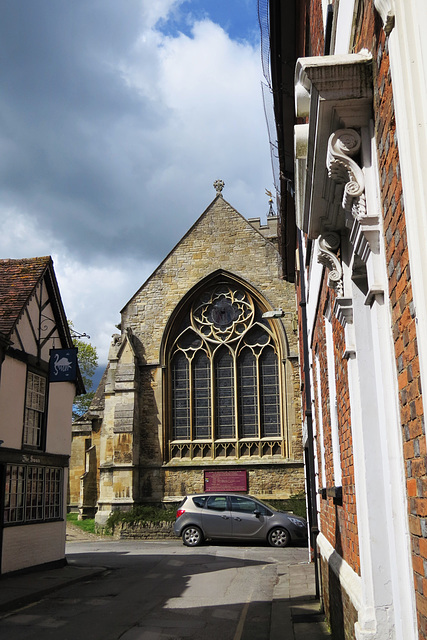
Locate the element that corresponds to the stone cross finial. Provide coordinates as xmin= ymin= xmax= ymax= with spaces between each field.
xmin=213 ymin=179 xmax=225 ymax=195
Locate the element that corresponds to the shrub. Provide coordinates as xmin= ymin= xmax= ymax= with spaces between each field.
xmin=267 ymin=493 xmax=307 ymax=518
xmin=105 ymin=505 xmax=176 ymax=534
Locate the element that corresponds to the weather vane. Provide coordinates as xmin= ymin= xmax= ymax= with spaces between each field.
xmin=213 ymin=179 xmax=225 ymax=195
xmin=265 ymin=188 xmax=275 ymax=216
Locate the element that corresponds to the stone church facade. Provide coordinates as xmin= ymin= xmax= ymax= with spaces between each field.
xmin=70 ymin=188 xmax=304 ymax=524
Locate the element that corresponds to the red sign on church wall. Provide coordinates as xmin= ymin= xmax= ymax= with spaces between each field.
xmin=204 ymin=470 xmax=247 ymax=493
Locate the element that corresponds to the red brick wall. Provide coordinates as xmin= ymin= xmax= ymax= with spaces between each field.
xmin=353 ymin=3 xmax=427 ymax=636
xmin=308 ymin=0 xmax=325 ymax=56
xmin=299 ymin=1 xmax=427 ymax=635
xmin=311 ymin=280 xmax=360 ymax=576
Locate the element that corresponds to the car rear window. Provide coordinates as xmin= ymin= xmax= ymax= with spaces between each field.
xmin=192 ymin=496 xmax=208 ymax=508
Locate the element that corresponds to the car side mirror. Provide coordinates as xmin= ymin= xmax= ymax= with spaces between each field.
xmin=253 ymin=509 xmax=261 ymax=518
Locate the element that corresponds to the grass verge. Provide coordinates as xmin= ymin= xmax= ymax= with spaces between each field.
xmin=66 ymin=512 xmax=97 ymax=534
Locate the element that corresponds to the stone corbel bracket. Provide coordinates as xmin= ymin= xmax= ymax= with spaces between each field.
xmin=327 ymin=129 xmax=366 ymax=218
xmin=318 ymin=233 xmax=344 ymax=297
xmin=326 ymin=128 xmax=379 ymax=262
xmin=333 ymin=297 xmax=356 ymax=357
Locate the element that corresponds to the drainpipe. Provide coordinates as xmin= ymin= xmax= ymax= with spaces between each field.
xmin=298 ymin=229 xmax=320 ymax=599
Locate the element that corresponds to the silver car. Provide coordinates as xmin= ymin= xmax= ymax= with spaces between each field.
xmin=173 ymin=493 xmax=307 ymax=547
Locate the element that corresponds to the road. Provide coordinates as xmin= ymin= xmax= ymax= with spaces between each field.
xmin=0 ymin=538 xmax=309 ymax=640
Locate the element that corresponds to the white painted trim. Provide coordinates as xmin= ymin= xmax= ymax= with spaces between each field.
xmin=324 ymin=305 xmax=342 ymax=487
xmin=334 ymin=0 xmax=356 ymax=54
xmin=306 ymin=239 xmax=324 ymax=344
xmin=389 ymin=0 xmax=427 ymax=475
xmin=318 ymin=532 xmax=362 ymax=612
xmin=314 ymin=351 xmax=326 ymax=487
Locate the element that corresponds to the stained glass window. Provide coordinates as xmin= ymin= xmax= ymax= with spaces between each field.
xmin=260 ymin=347 xmax=280 ymax=437
xmin=193 ymin=350 xmax=211 ymax=439
xmin=215 ymin=347 xmax=235 ymax=438
xmin=172 ymin=352 xmax=190 ymax=439
xmin=169 ymin=281 xmax=283 ymax=459
xmin=238 ymin=348 xmax=258 ymax=437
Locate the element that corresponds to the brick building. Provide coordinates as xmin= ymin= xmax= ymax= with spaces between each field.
xmin=69 ymin=186 xmax=304 ymax=523
xmin=267 ymin=0 xmax=427 ymax=638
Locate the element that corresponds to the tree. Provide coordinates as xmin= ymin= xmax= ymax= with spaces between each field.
xmin=69 ymin=321 xmax=98 ymax=419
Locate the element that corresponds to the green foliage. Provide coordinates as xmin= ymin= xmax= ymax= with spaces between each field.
xmin=69 ymin=321 xmax=98 ymax=419
xmin=105 ymin=505 xmax=176 ymax=534
xmin=267 ymin=492 xmax=307 ymax=518
xmin=67 ymin=512 xmax=96 ymax=534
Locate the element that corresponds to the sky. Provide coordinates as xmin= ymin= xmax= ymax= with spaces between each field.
xmin=0 ymin=0 xmax=274 ymax=381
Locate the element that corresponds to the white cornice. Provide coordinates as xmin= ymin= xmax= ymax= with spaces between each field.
xmin=294 ymin=53 xmax=372 ymax=241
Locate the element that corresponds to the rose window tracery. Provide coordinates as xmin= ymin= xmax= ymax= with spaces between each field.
xmin=191 ymin=284 xmax=254 ymax=342
xmin=168 ymin=281 xmax=284 ymax=462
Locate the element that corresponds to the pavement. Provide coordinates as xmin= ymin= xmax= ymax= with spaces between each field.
xmin=0 ymin=524 xmax=331 ymax=639
xmin=270 ymin=557 xmax=331 ymax=640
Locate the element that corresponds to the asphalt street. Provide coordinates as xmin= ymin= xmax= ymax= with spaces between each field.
xmin=0 ymin=537 xmax=319 ymax=640
xmin=0 ymin=523 xmax=330 ymax=640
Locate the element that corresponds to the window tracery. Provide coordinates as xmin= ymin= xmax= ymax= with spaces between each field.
xmin=168 ymin=281 xmax=284 ymax=461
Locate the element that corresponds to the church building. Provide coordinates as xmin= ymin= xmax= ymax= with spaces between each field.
xmin=70 ymin=183 xmax=304 ymax=524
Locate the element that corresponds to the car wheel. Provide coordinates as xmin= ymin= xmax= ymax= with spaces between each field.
xmin=182 ymin=526 xmax=203 ymax=547
xmin=267 ymin=527 xmax=290 ymax=548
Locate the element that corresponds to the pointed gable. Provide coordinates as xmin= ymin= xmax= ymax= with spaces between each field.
xmin=0 ymin=256 xmax=83 ymax=394
xmin=123 ymin=194 xmax=281 ymax=311
xmin=0 ymin=256 xmax=51 ymax=337
xmin=120 ymin=194 xmax=287 ymax=365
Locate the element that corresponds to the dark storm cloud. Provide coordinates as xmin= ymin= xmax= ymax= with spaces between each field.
xmin=0 ymin=1 xmax=178 ymax=261
xmin=0 ymin=1 xmax=273 ymax=360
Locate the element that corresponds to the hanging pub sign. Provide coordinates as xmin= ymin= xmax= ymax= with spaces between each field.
xmin=49 ymin=348 xmax=78 ymax=382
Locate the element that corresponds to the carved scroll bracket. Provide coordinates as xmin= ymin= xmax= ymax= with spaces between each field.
xmin=318 ymin=233 xmax=343 ymax=297
xmin=327 ymin=129 xmax=366 ymax=218
xmin=327 ymin=128 xmax=380 ymax=261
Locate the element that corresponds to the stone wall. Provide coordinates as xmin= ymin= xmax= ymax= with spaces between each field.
xmin=163 ymin=463 xmax=304 ymax=501
xmin=69 ymin=418 xmax=101 ymax=514
xmin=117 ymin=521 xmax=175 ymax=540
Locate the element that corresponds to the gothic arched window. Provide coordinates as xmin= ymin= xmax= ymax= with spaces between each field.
xmin=168 ymin=281 xmax=284 ymax=460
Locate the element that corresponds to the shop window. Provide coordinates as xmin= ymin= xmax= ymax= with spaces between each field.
xmin=4 ymin=465 xmax=63 ymax=524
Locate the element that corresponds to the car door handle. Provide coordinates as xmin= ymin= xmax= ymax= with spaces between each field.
xmin=233 ymin=517 xmax=242 ymax=522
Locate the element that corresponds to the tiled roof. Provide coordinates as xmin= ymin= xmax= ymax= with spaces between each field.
xmin=0 ymin=256 xmax=51 ymax=336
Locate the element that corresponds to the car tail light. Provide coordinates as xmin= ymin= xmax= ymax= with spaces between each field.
xmin=176 ymin=509 xmax=186 ymax=518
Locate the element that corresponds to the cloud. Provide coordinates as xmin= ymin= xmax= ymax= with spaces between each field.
xmin=53 ymin=254 xmax=157 ymax=364
xmin=0 ymin=1 xmax=273 ymax=365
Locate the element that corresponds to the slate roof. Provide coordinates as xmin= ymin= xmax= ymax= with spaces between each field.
xmin=0 ymin=256 xmax=51 ymax=336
